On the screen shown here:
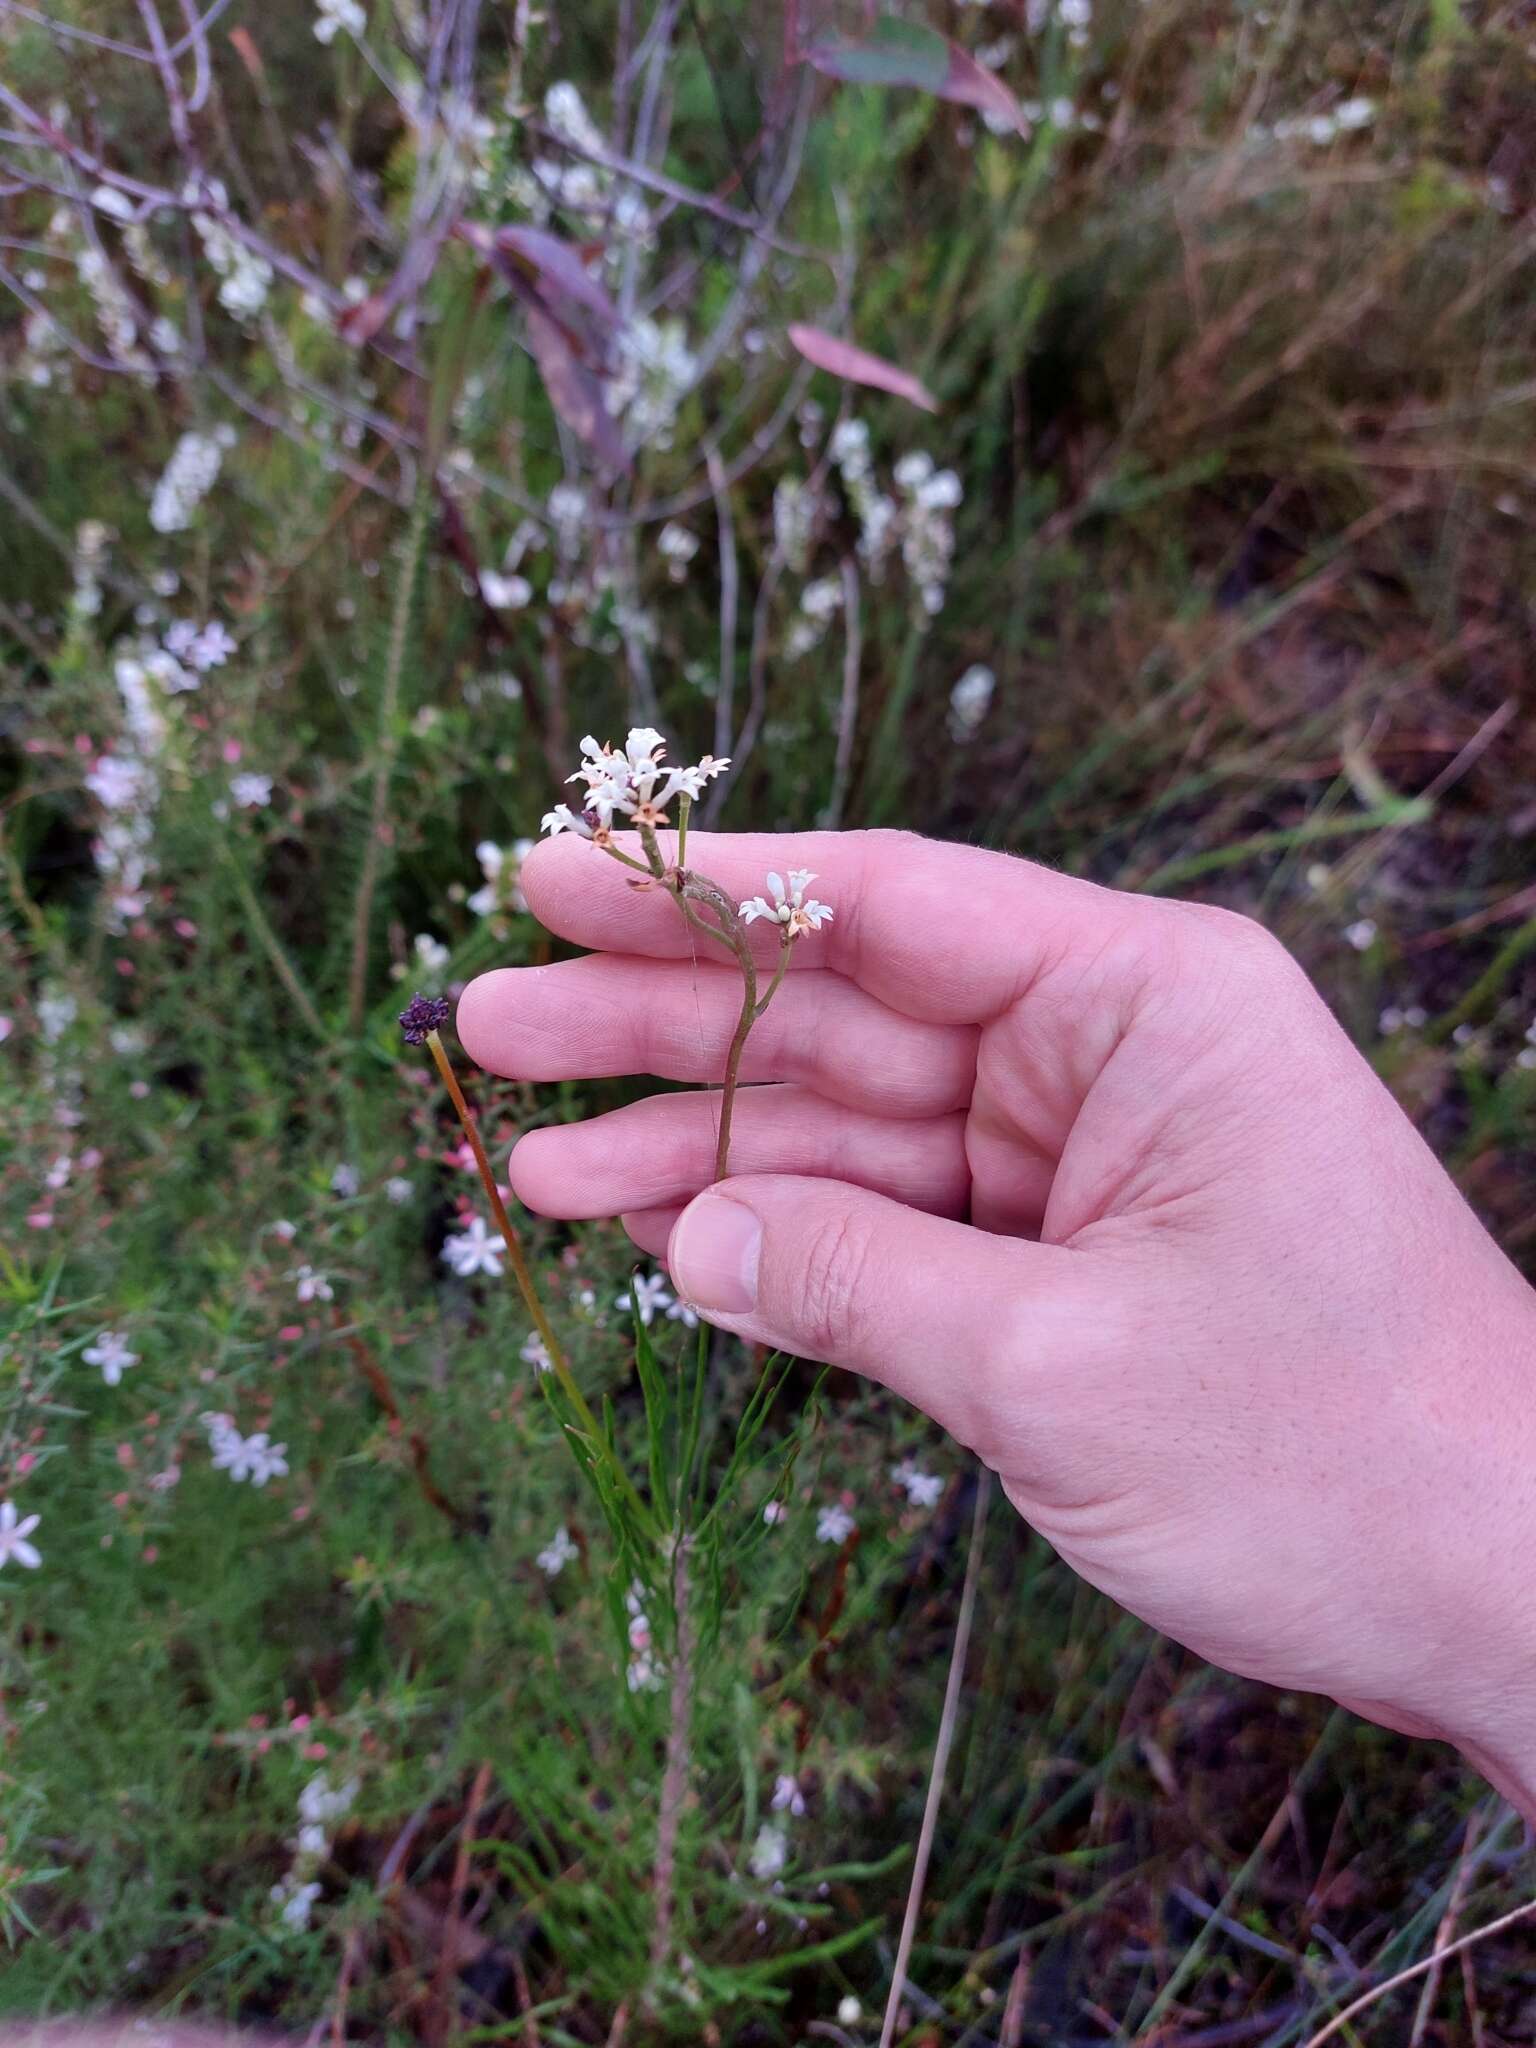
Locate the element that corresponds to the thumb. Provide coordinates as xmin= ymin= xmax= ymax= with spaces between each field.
xmin=666 ymin=1175 xmax=1099 ymax=1451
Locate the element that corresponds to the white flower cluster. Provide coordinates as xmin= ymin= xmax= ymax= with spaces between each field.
xmin=948 ymin=663 xmax=996 ymax=741
xmin=894 ymin=451 xmax=963 ymax=616
xmin=479 ymin=566 xmax=532 ymax=609
xmin=772 ymin=476 xmax=819 ymax=571
xmin=165 ymin=617 xmax=236 ymax=671
xmin=657 ymin=522 xmax=699 ymax=581
xmin=187 ymin=180 xmax=273 ymax=321
xmin=203 ymin=1411 xmax=289 ymax=1486
xmin=78 ymin=244 xmax=151 ymax=374
xmin=786 ymin=574 xmax=843 ymax=660
xmin=149 ymin=425 xmax=235 ymax=535
xmin=543 ymin=727 xmax=728 ymax=838
xmin=19 ymin=304 xmax=66 ymax=387
xmin=467 ymin=837 xmax=533 ymax=920
xmin=510 ymin=82 xmax=654 ymax=247
xmin=314 ymin=0 xmax=366 ymax=41
xmin=739 ymin=870 xmax=833 ymax=940
xmin=270 ymin=1772 xmax=359 ymax=1930
xmin=831 ymin=418 xmax=897 ymax=570
xmin=606 ymin=317 xmax=697 ymax=450
xmin=1264 ymin=97 xmax=1375 ymax=148
xmin=748 ymin=1822 xmax=789 ymax=1880
xmin=71 ymin=518 xmax=113 ymax=620
xmin=625 ymin=1579 xmax=663 ymax=1692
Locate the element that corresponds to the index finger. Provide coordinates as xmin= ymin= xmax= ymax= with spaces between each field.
xmin=519 ymin=827 xmax=1143 ymax=1024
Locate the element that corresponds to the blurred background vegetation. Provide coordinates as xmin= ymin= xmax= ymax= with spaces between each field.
xmin=2 ymin=0 xmax=1536 ymax=2040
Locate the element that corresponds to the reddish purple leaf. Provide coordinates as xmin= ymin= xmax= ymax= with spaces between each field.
xmin=525 ymin=307 xmax=629 ymax=472
xmin=787 ymin=323 xmax=938 ymax=413
xmin=804 ymin=18 xmax=1027 ymax=136
xmin=458 ymin=221 xmax=620 ymax=333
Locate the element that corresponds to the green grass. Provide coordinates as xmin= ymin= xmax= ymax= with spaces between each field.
xmin=2 ymin=0 xmax=1535 ymax=2039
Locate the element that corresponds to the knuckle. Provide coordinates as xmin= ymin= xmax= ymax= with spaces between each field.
xmin=797 ymin=1206 xmax=881 ymax=1361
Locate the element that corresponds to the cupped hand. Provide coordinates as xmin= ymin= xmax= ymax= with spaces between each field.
xmin=458 ymin=829 xmax=1536 ymax=1807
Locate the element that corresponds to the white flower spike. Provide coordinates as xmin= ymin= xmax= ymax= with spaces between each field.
xmin=738 ymin=869 xmax=833 ymax=940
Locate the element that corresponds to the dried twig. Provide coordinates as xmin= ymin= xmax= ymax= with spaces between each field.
xmin=878 ymin=1471 xmax=992 ymax=2048
xmin=1299 ymin=1895 xmax=1536 ymax=2048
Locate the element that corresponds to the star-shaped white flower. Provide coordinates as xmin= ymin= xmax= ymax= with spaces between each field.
xmin=441 ymin=1216 xmax=504 ymax=1279
xmin=816 ymin=1502 xmax=855 ymax=1545
xmin=244 ymin=1432 xmax=289 ymax=1486
xmin=617 ymin=1270 xmax=673 ymax=1326
xmin=0 ymin=1500 xmax=42 ymax=1570
xmin=84 ymin=1329 xmax=139 ymax=1386
xmin=738 ymin=869 xmax=833 ymax=939
xmin=521 ymin=1332 xmax=553 ymax=1373
xmin=536 ymin=1524 xmax=578 ymax=1577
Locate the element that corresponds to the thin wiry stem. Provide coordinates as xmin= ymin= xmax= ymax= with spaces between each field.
xmin=348 ymin=485 xmax=431 ymax=1032
xmin=878 ymin=1472 xmax=992 ymax=2048
xmin=1298 ymin=1895 xmax=1536 ymax=2048
xmin=645 ymin=1535 xmax=694 ymax=1999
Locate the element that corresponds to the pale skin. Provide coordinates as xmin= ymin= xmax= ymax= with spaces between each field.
xmin=458 ymin=828 xmax=1536 ymax=1817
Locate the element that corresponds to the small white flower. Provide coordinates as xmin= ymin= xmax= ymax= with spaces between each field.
xmin=657 ymin=522 xmax=700 ymax=580
xmin=748 ymin=1824 xmax=789 ymax=1880
xmin=0 ymin=1501 xmax=42 ymax=1571
xmin=1344 ymin=919 xmax=1378 ymax=952
xmin=44 ymin=1154 xmax=72 ymax=1192
xmin=837 ymin=1997 xmax=862 ymax=2025
xmin=271 ymin=1218 xmax=298 ymax=1242
xmin=627 ymin=1651 xmax=663 ymax=1692
xmin=666 ymin=1297 xmax=700 ymax=1329
xmin=442 ymin=1216 xmax=504 ymax=1279
xmin=244 ymin=1432 xmax=289 ymax=1486
xmin=295 ymin=1265 xmax=334 ymax=1303
xmin=536 ymin=1524 xmax=578 ymax=1577
xmin=210 ymin=1430 xmax=259 ymax=1481
xmin=298 ymin=1774 xmax=359 ymax=1826
xmin=314 ymin=0 xmax=366 ymax=41
xmin=770 ymin=1773 xmax=806 ymax=1817
xmin=413 ymin=933 xmax=450 ymax=978
xmin=948 ymin=664 xmax=996 ymax=740
xmin=86 ymin=755 xmax=148 ymax=809
xmin=84 ymin=1329 xmax=139 ymax=1386
xmin=816 ymin=1503 xmax=855 ymax=1545
xmin=521 ymin=1333 xmax=553 ymax=1373
xmin=384 ymin=1176 xmax=414 ymax=1205
xmin=330 ymin=1163 xmax=361 ymax=1198
xmin=738 ymin=869 xmax=833 ymax=939
xmin=479 ymin=568 xmax=533 ymax=610
xmin=274 ymin=1878 xmax=323 ymax=1929
xmin=38 ymin=992 xmax=77 ymax=1044
xmin=296 ymin=1823 xmax=328 ymax=1858
xmin=891 ymin=1459 xmax=943 ymax=1509
xmin=618 ymin=1271 xmax=674 ymax=1326
xmin=762 ymin=1500 xmax=787 ymax=1526
xmin=229 ymin=772 xmax=274 ymax=811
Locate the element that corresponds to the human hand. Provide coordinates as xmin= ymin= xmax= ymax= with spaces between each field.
xmin=458 ymin=829 xmax=1536 ymax=1809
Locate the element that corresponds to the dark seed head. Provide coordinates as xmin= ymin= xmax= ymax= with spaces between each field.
xmin=399 ymin=992 xmax=452 ymax=1045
